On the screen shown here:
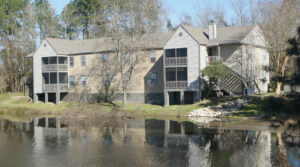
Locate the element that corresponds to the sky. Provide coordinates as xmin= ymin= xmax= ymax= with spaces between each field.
xmin=48 ymin=0 xmax=238 ymax=26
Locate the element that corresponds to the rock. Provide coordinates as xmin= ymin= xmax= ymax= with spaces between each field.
xmin=188 ymin=98 xmax=250 ymax=123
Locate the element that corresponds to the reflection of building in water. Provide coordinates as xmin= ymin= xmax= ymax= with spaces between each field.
xmin=145 ymin=119 xmax=211 ymax=167
xmin=33 ymin=117 xmax=69 ymax=148
xmin=145 ymin=119 xmax=273 ymax=167
xmin=1 ymin=117 xmax=300 ymax=166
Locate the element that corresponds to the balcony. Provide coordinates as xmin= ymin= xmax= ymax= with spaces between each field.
xmin=42 ymin=64 xmax=68 ymax=72
xmin=165 ymin=81 xmax=188 ymax=89
xmin=42 ymin=84 xmax=68 ymax=92
xmin=208 ymin=56 xmax=221 ymax=64
xmin=165 ymin=57 xmax=187 ymax=66
xmin=42 ymin=56 xmax=68 ymax=72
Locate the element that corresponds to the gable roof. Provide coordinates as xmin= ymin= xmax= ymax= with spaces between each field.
xmin=181 ymin=24 xmax=257 ymax=46
xmin=181 ymin=25 xmax=209 ymax=44
xmin=44 ymin=32 xmax=173 ymax=55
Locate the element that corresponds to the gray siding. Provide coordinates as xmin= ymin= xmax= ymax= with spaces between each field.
xmin=200 ymin=45 xmax=208 ymax=70
xmin=164 ymin=26 xmax=200 ymax=91
xmin=33 ymin=40 xmax=57 ymax=94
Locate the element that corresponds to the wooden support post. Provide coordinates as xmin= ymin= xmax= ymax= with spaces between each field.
xmin=45 ymin=92 xmax=48 ymax=104
xmin=180 ymin=91 xmax=184 ymax=105
xmin=33 ymin=93 xmax=38 ymax=103
xmin=164 ymin=91 xmax=169 ymax=107
xmin=56 ymin=92 xmax=60 ymax=105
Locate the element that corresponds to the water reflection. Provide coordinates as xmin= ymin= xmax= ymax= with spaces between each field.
xmin=0 ymin=117 xmax=299 ymax=167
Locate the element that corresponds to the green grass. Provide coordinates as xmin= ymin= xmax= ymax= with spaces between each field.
xmin=98 ymin=96 xmax=246 ymax=117
xmin=196 ymin=96 xmax=242 ymax=107
xmin=233 ymin=95 xmax=300 ymax=118
xmin=0 ymin=93 xmax=73 ymax=114
xmin=97 ymin=102 xmax=200 ymax=116
xmin=2 ymin=92 xmax=294 ymax=119
xmin=232 ymin=97 xmax=264 ymax=118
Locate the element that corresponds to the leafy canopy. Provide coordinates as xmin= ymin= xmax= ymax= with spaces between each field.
xmin=201 ymin=62 xmax=231 ymax=81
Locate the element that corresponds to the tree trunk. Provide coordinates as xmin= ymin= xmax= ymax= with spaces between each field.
xmin=122 ymin=88 xmax=127 ymax=107
xmin=276 ymin=81 xmax=282 ymax=95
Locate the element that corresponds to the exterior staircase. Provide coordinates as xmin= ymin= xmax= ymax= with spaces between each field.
xmin=218 ymin=69 xmax=245 ymax=95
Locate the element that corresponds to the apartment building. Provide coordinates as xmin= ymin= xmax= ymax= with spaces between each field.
xmin=163 ymin=21 xmax=269 ymax=106
xmin=27 ymin=21 xmax=269 ymax=106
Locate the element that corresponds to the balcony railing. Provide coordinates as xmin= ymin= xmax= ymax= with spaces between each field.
xmin=165 ymin=57 xmax=187 ymax=66
xmin=42 ymin=64 xmax=68 ymax=72
xmin=165 ymin=81 xmax=188 ymax=89
xmin=208 ymin=56 xmax=221 ymax=64
xmin=42 ymin=84 xmax=68 ymax=92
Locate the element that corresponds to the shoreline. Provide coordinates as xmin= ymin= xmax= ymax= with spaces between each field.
xmin=0 ymin=93 xmax=299 ymax=123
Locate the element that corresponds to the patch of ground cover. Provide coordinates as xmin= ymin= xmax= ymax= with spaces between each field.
xmin=0 ymin=93 xmax=73 ymax=114
xmin=3 ymin=92 xmax=298 ymax=120
xmin=99 ymin=102 xmax=200 ymax=117
xmin=233 ymin=96 xmax=300 ymax=118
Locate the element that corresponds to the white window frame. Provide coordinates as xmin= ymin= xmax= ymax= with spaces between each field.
xmin=125 ymin=53 xmax=130 ymax=64
xmin=81 ymin=75 xmax=87 ymax=86
xmin=69 ymin=56 xmax=74 ymax=67
xmin=150 ymin=51 xmax=156 ymax=62
xmin=81 ymin=55 xmax=86 ymax=66
xmin=69 ymin=76 xmax=75 ymax=86
xmin=150 ymin=73 xmax=157 ymax=85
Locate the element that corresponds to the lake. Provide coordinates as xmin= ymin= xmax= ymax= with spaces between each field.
xmin=0 ymin=116 xmax=299 ymax=167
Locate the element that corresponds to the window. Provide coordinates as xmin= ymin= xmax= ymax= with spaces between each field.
xmin=59 ymin=73 xmax=68 ymax=84
xmin=81 ymin=55 xmax=86 ymax=66
xmin=69 ymin=57 xmax=74 ymax=67
xmin=81 ymin=75 xmax=87 ymax=86
xmin=165 ymin=49 xmax=175 ymax=58
xmin=103 ymin=53 xmax=109 ymax=62
xmin=49 ymin=57 xmax=57 ymax=64
xmin=42 ymin=73 xmax=49 ymax=84
xmin=50 ymin=72 xmax=57 ymax=84
xmin=42 ymin=57 xmax=49 ymax=65
xmin=69 ymin=76 xmax=75 ymax=86
xmin=166 ymin=68 xmax=176 ymax=81
xmin=150 ymin=51 xmax=156 ymax=62
xmin=125 ymin=53 xmax=130 ymax=64
xmin=150 ymin=73 xmax=157 ymax=85
xmin=177 ymin=48 xmax=187 ymax=57
xmin=59 ymin=57 xmax=67 ymax=64
xmin=177 ymin=67 xmax=187 ymax=81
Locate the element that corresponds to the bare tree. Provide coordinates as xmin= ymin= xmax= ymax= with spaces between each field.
xmin=104 ymin=0 xmax=161 ymax=107
xmin=195 ymin=4 xmax=228 ymax=28
xmin=258 ymin=0 xmax=300 ymax=95
xmin=178 ymin=12 xmax=193 ymax=25
xmin=231 ymin=0 xmax=250 ymax=26
xmin=87 ymin=52 xmax=120 ymax=103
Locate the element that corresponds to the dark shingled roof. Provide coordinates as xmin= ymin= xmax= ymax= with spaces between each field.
xmin=181 ymin=24 xmax=256 ymax=45
xmin=45 ymin=32 xmax=173 ymax=55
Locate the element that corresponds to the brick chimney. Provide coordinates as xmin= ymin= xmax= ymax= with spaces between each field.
xmin=208 ymin=20 xmax=217 ymax=40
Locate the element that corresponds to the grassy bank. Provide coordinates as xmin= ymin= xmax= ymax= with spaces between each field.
xmin=233 ymin=95 xmax=300 ymax=118
xmin=1 ymin=92 xmax=298 ymax=119
xmin=0 ymin=93 xmax=72 ymax=114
